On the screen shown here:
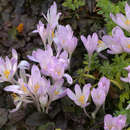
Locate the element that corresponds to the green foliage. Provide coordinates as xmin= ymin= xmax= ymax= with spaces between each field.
xmin=62 ymin=0 xmax=85 ymax=11
xmin=114 ymin=102 xmax=130 ymax=124
xmin=99 ymin=53 xmax=130 ymax=81
xmin=97 ymin=0 xmax=126 ymax=34
xmin=83 ymin=53 xmax=100 ymax=71
xmin=118 ymin=85 xmax=130 ymax=109
xmin=75 ymin=53 xmax=99 ymax=85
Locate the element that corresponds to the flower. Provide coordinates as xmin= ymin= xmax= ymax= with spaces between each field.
xmin=98 ymin=76 xmax=110 ymax=95
xmin=120 ymin=36 xmax=130 ymax=53
xmin=81 ymin=33 xmax=98 ymax=56
xmin=28 ymin=45 xmax=53 ymax=75
xmin=33 ymin=21 xmax=48 ymax=46
xmin=54 ymin=25 xmax=78 ymax=56
xmin=91 ymin=87 xmax=106 ymax=107
xmin=102 ymin=26 xmax=124 ymax=54
xmin=104 ymin=114 xmax=126 ymax=130
xmin=110 ymin=3 xmax=130 ymax=32
xmin=43 ymin=2 xmax=61 ymax=30
xmin=47 ymin=79 xmax=66 ymax=102
xmin=4 ymin=65 xmax=50 ymax=112
xmin=67 ymin=84 xmax=91 ymax=108
xmin=4 ymin=78 xmax=29 ymax=95
xmin=28 ymin=45 xmax=72 ymax=84
xmin=28 ymin=65 xmax=49 ymax=97
xmin=0 ymin=49 xmax=18 ymax=82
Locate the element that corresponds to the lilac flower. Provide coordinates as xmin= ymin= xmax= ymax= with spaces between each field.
xmin=98 ymin=76 xmax=110 ymax=95
xmin=81 ymin=33 xmax=98 ymax=56
xmin=45 ymin=79 xmax=66 ymax=113
xmin=110 ymin=3 xmax=130 ymax=32
xmin=47 ymin=79 xmax=66 ymax=102
xmin=43 ymin=2 xmax=61 ymax=30
xmin=67 ymin=84 xmax=91 ymax=108
xmin=28 ymin=45 xmax=72 ymax=84
xmin=102 ymin=26 xmax=124 ymax=54
xmin=4 ymin=78 xmax=29 ymax=95
xmin=28 ymin=65 xmax=49 ymax=97
xmin=0 ymin=49 xmax=18 ymax=82
xmin=120 ymin=72 xmax=130 ymax=83
xmin=4 ymin=78 xmax=32 ymax=112
xmin=33 ymin=21 xmax=48 ymax=46
xmin=104 ymin=114 xmax=126 ymax=130
xmin=54 ymin=25 xmax=78 ymax=56
xmin=91 ymin=87 xmax=106 ymax=107
xmin=120 ymin=36 xmax=130 ymax=53
xmin=4 ymin=65 xmax=50 ymax=112
xmin=28 ymin=45 xmax=53 ymax=75
xmin=47 ymin=58 xmax=65 ymax=80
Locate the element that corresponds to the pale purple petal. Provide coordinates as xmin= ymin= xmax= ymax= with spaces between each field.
xmin=64 ymin=73 xmax=73 ymax=84
xmin=67 ymin=88 xmax=76 ymax=101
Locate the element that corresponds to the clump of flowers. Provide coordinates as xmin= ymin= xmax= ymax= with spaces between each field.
xmin=4 ymin=2 xmax=77 ymax=113
xmin=1 ymin=1 xmax=129 ymax=129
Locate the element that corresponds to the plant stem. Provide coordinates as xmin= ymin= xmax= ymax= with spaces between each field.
xmin=88 ymin=55 xmax=91 ymax=74
xmin=45 ymin=100 xmax=51 ymax=113
xmin=83 ymin=107 xmax=91 ymax=119
xmin=91 ymin=106 xmax=100 ymax=119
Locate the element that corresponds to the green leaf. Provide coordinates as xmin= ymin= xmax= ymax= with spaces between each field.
xmin=110 ymin=79 xmax=123 ymax=89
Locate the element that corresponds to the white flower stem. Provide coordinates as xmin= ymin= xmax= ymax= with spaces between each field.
xmin=45 ymin=100 xmax=51 ymax=113
xmin=88 ymin=55 xmax=91 ymax=74
xmin=92 ymin=106 xmax=100 ymax=119
xmin=83 ymin=107 xmax=91 ymax=119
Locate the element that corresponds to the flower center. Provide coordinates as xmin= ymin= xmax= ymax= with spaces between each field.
xmin=98 ymin=40 xmax=103 ymax=44
xmin=52 ymin=31 xmax=55 ymax=38
xmin=57 ymin=71 xmax=61 ymax=76
xmin=11 ymin=93 xmax=19 ymax=100
xmin=54 ymin=90 xmax=59 ymax=95
xmin=21 ymin=84 xmax=28 ymax=93
xmin=4 ymin=70 xmax=10 ymax=79
xmin=127 ymin=44 xmax=130 ymax=48
xmin=125 ymin=19 xmax=130 ymax=25
xmin=62 ymin=40 xmax=65 ymax=44
xmin=34 ymin=83 xmax=40 ymax=93
xmin=78 ymin=95 xmax=85 ymax=104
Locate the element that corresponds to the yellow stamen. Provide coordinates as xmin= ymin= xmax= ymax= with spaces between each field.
xmin=11 ymin=93 xmax=18 ymax=100
xmin=125 ymin=19 xmax=130 ymax=25
xmin=34 ymin=83 xmax=40 ymax=93
xmin=127 ymin=44 xmax=130 ymax=48
xmin=52 ymin=31 xmax=55 ymax=38
xmin=54 ymin=90 xmax=59 ymax=95
xmin=78 ymin=95 xmax=85 ymax=104
xmin=57 ymin=71 xmax=61 ymax=76
xmin=62 ymin=40 xmax=65 ymax=44
xmin=21 ymin=84 xmax=27 ymax=93
xmin=4 ymin=70 xmax=10 ymax=79
xmin=98 ymin=40 xmax=103 ymax=44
